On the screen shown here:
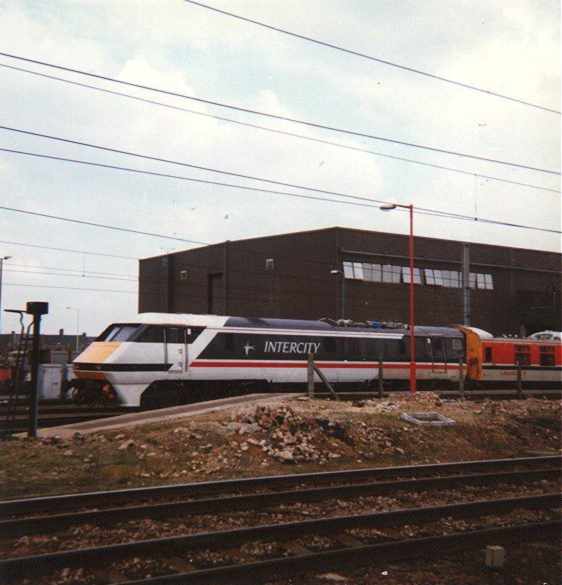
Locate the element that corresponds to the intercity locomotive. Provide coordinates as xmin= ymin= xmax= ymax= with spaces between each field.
xmin=70 ymin=313 xmax=561 ymax=407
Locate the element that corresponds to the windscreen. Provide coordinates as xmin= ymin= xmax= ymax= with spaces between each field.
xmin=96 ymin=324 xmax=141 ymax=342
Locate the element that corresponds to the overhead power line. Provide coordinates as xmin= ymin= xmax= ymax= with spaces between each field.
xmin=0 ymin=202 xmax=209 ymax=244
xmin=3 ymin=282 xmax=136 ymax=294
xmin=1 ymin=125 xmax=402 ymax=204
xmin=6 ymin=267 xmax=137 ymax=283
xmin=184 ymin=0 xmax=560 ymax=116
xmin=0 ymin=147 xmax=386 ymax=210
xmin=0 ymin=63 xmax=558 ymax=193
xmin=0 ymin=237 xmax=137 ymax=260
xmin=1 ymin=125 xmax=559 ymax=228
xmin=0 ymin=52 xmax=558 ymax=174
xmin=8 ymin=261 xmax=137 ymax=279
xmin=0 ymin=147 xmax=560 ymax=235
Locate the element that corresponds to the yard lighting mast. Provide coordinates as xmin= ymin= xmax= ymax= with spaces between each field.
xmin=380 ymin=203 xmax=416 ymax=394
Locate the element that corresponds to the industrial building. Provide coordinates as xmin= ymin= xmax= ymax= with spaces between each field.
xmin=138 ymin=227 xmax=561 ymax=336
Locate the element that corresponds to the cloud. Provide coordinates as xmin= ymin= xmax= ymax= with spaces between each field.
xmin=0 ymin=0 xmax=559 ymax=334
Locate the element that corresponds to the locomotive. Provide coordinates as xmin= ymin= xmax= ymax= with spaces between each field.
xmin=70 ymin=313 xmax=561 ymax=408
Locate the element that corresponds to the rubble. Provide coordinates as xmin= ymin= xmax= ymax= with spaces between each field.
xmin=233 ymin=405 xmax=353 ymax=464
xmin=1 ymin=395 xmax=559 ymax=500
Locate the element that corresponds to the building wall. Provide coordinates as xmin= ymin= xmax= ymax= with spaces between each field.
xmin=138 ymin=227 xmax=561 ymax=335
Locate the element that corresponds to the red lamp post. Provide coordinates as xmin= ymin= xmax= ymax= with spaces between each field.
xmin=380 ymin=203 xmax=416 ymax=394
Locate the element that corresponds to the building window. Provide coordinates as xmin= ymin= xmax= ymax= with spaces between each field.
xmin=179 ymin=270 xmax=188 ymax=280
xmin=363 ymin=263 xmax=382 ymax=282
xmin=470 ymin=272 xmax=494 ymax=290
xmin=341 ymin=261 xmax=480 ymax=289
xmin=265 ymin=258 xmax=275 ymax=271
xmin=425 ymin=268 xmax=444 ymax=286
xmin=402 ymin=266 xmax=421 ymax=284
xmin=352 ymin=262 xmax=364 ymax=280
xmin=382 ymin=264 xmax=401 ymax=283
xmin=343 ymin=261 xmax=354 ymax=279
xmin=441 ymin=270 xmax=461 ymax=288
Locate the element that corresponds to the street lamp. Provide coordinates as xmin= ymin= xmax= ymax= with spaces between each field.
xmin=0 ymin=256 xmax=12 ymax=334
xmin=66 ymin=306 xmax=80 ymax=353
xmin=380 ymin=203 xmax=417 ymax=394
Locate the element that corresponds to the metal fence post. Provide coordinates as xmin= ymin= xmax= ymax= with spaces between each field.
xmin=378 ymin=359 xmax=384 ymax=398
xmin=307 ymin=352 xmax=315 ymax=398
xmin=458 ymin=357 xmax=465 ymax=399
xmin=516 ymin=360 xmax=523 ymax=397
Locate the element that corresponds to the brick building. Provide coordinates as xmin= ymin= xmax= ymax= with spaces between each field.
xmin=139 ymin=227 xmax=561 ymax=336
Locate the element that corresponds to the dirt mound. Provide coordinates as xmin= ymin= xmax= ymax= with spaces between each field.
xmin=234 ymin=405 xmax=353 ymax=463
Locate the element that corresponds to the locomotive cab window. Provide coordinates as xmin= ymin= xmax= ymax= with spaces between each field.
xmin=97 ymin=324 xmax=140 ymax=342
xmin=165 ymin=327 xmax=186 ymax=344
xmin=136 ymin=326 xmax=165 ymax=343
xmin=187 ymin=327 xmax=205 ymax=343
xmin=539 ymin=346 xmax=555 ymax=366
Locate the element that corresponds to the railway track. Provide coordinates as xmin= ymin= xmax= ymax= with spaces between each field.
xmin=0 ymin=404 xmax=138 ymax=434
xmin=315 ymin=388 xmax=562 ymax=401
xmin=1 ymin=456 xmax=560 ymax=584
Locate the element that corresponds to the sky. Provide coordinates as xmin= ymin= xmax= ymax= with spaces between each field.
xmin=0 ymin=0 xmax=560 ymax=335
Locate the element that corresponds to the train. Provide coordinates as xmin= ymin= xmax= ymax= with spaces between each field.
xmin=69 ymin=313 xmax=562 ymax=408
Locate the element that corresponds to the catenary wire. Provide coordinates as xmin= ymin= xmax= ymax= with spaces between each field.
xmin=3 ymin=282 xmax=136 ymax=294
xmin=0 ymin=238 xmax=137 ymax=260
xmin=6 ymin=268 xmax=137 ymax=282
xmin=0 ymin=147 xmax=388 ymax=209
xmin=0 ymin=52 xmax=558 ymax=174
xmin=0 ymin=63 xmax=557 ymax=194
xmin=0 ymin=200 xmax=208 ymax=245
xmin=1 ymin=281 xmax=350 ymax=309
xmin=1 ymin=147 xmax=560 ymax=235
xmin=184 ymin=0 xmax=560 ymax=116
xmin=1 ymin=126 xmax=558 ymax=221
xmin=7 ymin=261 xmax=137 ymax=279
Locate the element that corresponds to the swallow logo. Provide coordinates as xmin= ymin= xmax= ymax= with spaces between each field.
xmin=243 ymin=341 xmax=255 ymax=356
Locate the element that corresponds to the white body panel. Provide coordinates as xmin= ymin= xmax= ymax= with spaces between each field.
xmin=73 ymin=313 xmax=464 ymax=407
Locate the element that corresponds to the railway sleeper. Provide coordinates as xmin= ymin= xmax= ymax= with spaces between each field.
xmin=0 ymin=493 xmax=559 ymax=579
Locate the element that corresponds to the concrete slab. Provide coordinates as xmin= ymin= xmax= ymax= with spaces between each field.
xmin=39 ymin=393 xmax=296 ymax=438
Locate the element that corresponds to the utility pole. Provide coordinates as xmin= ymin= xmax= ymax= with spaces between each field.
xmin=27 ymin=302 xmax=49 ymax=438
xmin=462 ymin=243 xmax=471 ymax=325
xmin=380 ymin=203 xmax=417 ymax=394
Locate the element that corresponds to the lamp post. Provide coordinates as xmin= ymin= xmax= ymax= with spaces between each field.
xmin=0 ymin=256 xmax=12 ymax=334
xmin=330 ymin=269 xmax=345 ymax=319
xmin=66 ymin=306 xmax=80 ymax=353
xmin=380 ymin=203 xmax=416 ymax=394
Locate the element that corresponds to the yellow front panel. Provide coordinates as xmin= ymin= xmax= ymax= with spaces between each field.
xmin=76 ymin=341 xmax=120 ymax=363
